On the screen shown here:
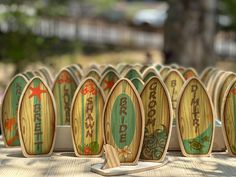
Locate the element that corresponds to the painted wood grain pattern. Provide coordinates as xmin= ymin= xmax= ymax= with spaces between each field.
xmin=124 ymin=68 xmax=142 ymax=80
xmin=140 ymin=76 xmax=172 ymax=162
xmin=203 ymin=68 xmax=218 ymax=86
xmin=67 ymin=65 xmax=83 ymax=80
xmin=39 ymin=68 xmax=53 ymax=87
xmin=131 ymin=78 xmax=144 ymax=94
xmin=160 ymin=67 xmax=171 ymax=78
xmin=101 ymin=65 xmax=117 ymax=76
xmin=164 ymin=70 xmax=185 ymax=124
xmin=205 ymin=69 xmax=220 ymax=90
xmin=176 ymin=77 xmax=215 ymax=157
xmin=18 ymin=77 xmax=56 ymax=157
xmin=142 ymin=67 xmax=159 ymax=82
xmin=200 ymin=67 xmax=214 ymax=85
xmin=221 ymin=79 xmax=236 ymax=156
xmin=103 ymin=78 xmax=144 ymax=164
xmin=177 ymin=67 xmax=185 ymax=74
xmin=85 ymin=69 xmax=101 ymax=81
xmin=71 ymin=78 xmax=104 ymax=157
xmin=219 ymin=73 xmax=236 ymax=120
xmin=132 ymin=64 xmax=142 ymax=71
xmin=182 ymin=68 xmax=198 ymax=80
xmin=215 ymin=72 xmax=236 ymax=120
xmin=140 ymin=65 xmax=150 ymax=73
xmin=1 ymin=74 xmax=28 ymax=147
xmin=170 ymin=64 xmax=178 ymax=69
xmin=103 ymin=144 xmax=120 ymax=169
xmin=24 ymin=71 xmax=35 ymax=80
xmin=116 ymin=63 xmax=127 ymax=73
xmin=52 ymin=69 xmax=78 ymax=125
xmin=99 ymin=70 xmax=120 ymax=97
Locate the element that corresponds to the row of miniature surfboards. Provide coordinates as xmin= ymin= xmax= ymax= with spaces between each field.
xmin=1 ymin=64 xmax=236 ymax=163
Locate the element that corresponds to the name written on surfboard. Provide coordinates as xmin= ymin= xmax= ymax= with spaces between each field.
xmin=146 ymin=82 xmax=157 ymax=127
xmin=191 ymin=84 xmax=200 ymax=134
xmin=119 ymin=96 xmax=128 ymax=143
xmin=63 ymin=86 xmax=70 ymax=123
xmin=34 ymin=103 xmax=43 ymax=151
xmin=171 ymin=80 xmax=177 ymax=112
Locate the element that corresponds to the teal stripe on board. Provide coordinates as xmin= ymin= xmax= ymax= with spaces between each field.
xmin=81 ymin=87 xmax=84 ymax=147
xmin=183 ymin=124 xmax=212 ymax=155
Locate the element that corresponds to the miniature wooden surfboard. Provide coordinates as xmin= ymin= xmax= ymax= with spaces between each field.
xmin=131 ymin=78 xmax=144 ymax=94
xmin=132 ymin=64 xmax=142 ymax=71
xmin=177 ymin=77 xmax=215 ymax=156
xmin=23 ymin=71 xmax=35 ymax=80
xmin=1 ymin=74 xmax=28 ymax=147
xmin=140 ymin=65 xmax=149 ymax=73
xmin=52 ymin=68 xmax=79 ymax=125
xmin=67 ymin=65 xmax=83 ymax=80
xmin=89 ymin=64 xmax=100 ymax=71
xmin=116 ymin=63 xmax=126 ymax=73
xmin=155 ymin=64 xmax=162 ymax=71
xmin=140 ymin=76 xmax=172 ymax=162
xmin=221 ymin=79 xmax=236 ymax=156
xmin=216 ymin=72 xmax=236 ymax=120
xmin=84 ymin=69 xmax=101 ymax=81
xmin=119 ymin=64 xmax=132 ymax=75
xmin=177 ymin=67 xmax=185 ymax=74
xmin=163 ymin=70 xmax=185 ymax=124
xmin=200 ymin=67 xmax=214 ymax=85
xmin=103 ymin=78 xmax=144 ymax=164
xmin=182 ymin=68 xmax=198 ymax=80
xmin=142 ymin=67 xmax=159 ymax=82
xmin=124 ymin=68 xmax=142 ymax=80
xmin=204 ymin=68 xmax=219 ymax=87
xmin=38 ymin=68 xmax=53 ymax=87
xmin=101 ymin=65 xmax=117 ymax=76
xmin=160 ymin=66 xmax=171 ymax=78
xmin=100 ymin=70 xmax=120 ymax=97
xmin=103 ymin=144 xmax=121 ymax=169
xmin=71 ymin=77 xmax=105 ymax=157
xmin=170 ymin=64 xmax=178 ymax=69
xmin=18 ymin=77 xmax=56 ymax=157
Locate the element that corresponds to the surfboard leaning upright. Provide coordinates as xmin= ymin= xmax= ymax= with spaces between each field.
xmin=18 ymin=77 xmax=56 ymax=157
xmin=1 ymin=74 xmax=28 ymax=147
xmin=71 ymin=77 xmax=105 ymax=157
xmin=176 ymin=77 xmax=215 ymax=157
xmin=140 ymin=76 xmax=173 ymax=162
xmin=103 ymin=78 xmax=145 ymax=165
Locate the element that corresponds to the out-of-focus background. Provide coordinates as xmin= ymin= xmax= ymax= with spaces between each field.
xmin=0 ymin=0 xmax=235 ymax=100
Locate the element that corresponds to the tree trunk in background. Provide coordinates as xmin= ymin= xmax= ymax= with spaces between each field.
xmin=164 ymin=0 xmax=217 ymax=72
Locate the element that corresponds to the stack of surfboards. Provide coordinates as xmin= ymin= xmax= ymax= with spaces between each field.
xmin=1 ymin=63 xmax=236 ymax=174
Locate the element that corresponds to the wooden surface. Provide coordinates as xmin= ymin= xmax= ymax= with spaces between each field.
xmin=84 ymin=69 xmax=101 ymax=81
xmin=221 ymin=78 xmax=236 ymax=156
xmin=18 ymin=77 xmax=56 ymax=157
xmin=140 ymin=77 xmax=172 ymax=162
xmin=0 ymin=136 xmax=235 ymax=177
xmin=177 ymin=77 xmax=215 ymax=157
xmin=103 ymin=78 xmax=144 ymax=164
xmin=71 ymin=78 xmax=104 ymax=157
xmin=1 ymin=74 xmax=28 ymax=147
xmin=142 ymin=67 xmax=159 ymax=82
xmin=131 ymin=78 xmax=144 ymax=94
xmin=52 ymin=69 xmax=78 ymax=125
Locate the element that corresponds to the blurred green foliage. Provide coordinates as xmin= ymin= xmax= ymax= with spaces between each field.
xmin=221 ymin=0 xmax=236 ymax=29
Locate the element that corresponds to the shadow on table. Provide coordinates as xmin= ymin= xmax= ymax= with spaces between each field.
xmin=7 ymin=152 xmax=25 ymax=158
xmin=59 ymin=152 xmax=76 ymax=157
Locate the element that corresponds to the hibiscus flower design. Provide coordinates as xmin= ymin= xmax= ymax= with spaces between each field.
xmin=117 ymin=146 xmax=131 ymax=159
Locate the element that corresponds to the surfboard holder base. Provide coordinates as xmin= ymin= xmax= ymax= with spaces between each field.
xmin=91 ymin=158 xmax=168 ymax=176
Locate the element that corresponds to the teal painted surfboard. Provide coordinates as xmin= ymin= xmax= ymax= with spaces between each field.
xmin=142 ymin=67 xmax=159 ymax=82
xmin=131 ymin=78 xmax=144 ymax=94
xmin=124 ymin=68 xmax=142 ymax=80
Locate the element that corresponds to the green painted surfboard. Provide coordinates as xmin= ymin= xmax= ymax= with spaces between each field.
xmin=103 ymin=78 xmax=145 ymax=165
xmin=131 ymin=78 xmax=144 ymax=94
xmin=142 ymin=67 xmax=159 ymax=82
xmin=84 ymin=69 xmax=101 ymax=81
xmin=71 ymin=77 xmax=105 ymax=157
xmin=52 ymin=68 xmax=79 ymax=125
xmin=99 ymin=70 xmax=120 ymax=97
xmin=1 ymin=74 xmax=28 ymax=147
xmin=164 ymin=69 xmax=185 ymax=124
xmin=140 ymin=76 xmax=173 ymax=162
xmin=18 ymin=77 xmax=56 ymax=157
xmin=177 ymin=77 xmax=215 ymax=157
xmin=222 ymin=78 xmax=236 ymax=156
xmin=124 ymin=68 xmax=142 ymax=80
xmin=67 ymin=65 xmax=84 ymax=80
xmin=23 ymin=71 xmax=35 ymax=80
xmin=101 ymin=65 xmax=117 ymax=76
xmin=155 ymin=64 xmax=163 ymax=71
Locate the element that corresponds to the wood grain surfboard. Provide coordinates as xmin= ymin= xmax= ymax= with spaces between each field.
xmin=38 ymin=68 xmax=53 ymax=87
xmin=103 ymin=78 xmax=145 ymax=165
xmin=176 ymin=77 xmax=215 ymax=157
xmin=23 ymin=71 xmax=35 ymax=80
xmin=18 ymin=77 xmax=56 ymax=157
xmin=177 ymin=67 xmax=185 ymax=74
xmin=101 ymin=65 xmax=117 ymax=76
xmin=182 ymin=68 xmax=198 ymax=80
xmin=123 ymin=68 xmax=142 ymax=80
xmin=99 ymin=70 xmax=120 ymax=97
xmin=221 ymin=78 xmax=236 ymax=156
xmin=1 ymin=74 xmax=28 ymax=147
xmin=140 ymin=76 xmax=173 ymax=162
xmin=131 ymin=78 xmax=144 ymax=94
xmin=163 ymin=70 xmax=185 ymax=124
xmin=67 ymin=65 xmax=83 ymax=80
xmin=160 ymin=66 xmax=171 ymax=78
xmin=215 ymin=72 xmax=236 ymax=120
xmin=200 ymin=67 xmax=214 ymax=85
xmin=71 ymin=77 xmax=105 ymax=157
xmin=142 ymin=67 xmax=159 ymax=82
xmin=84 ymin=69 xmax=101 ymax=81
xmin=52 ymin=68 xmax=79 ymax=125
